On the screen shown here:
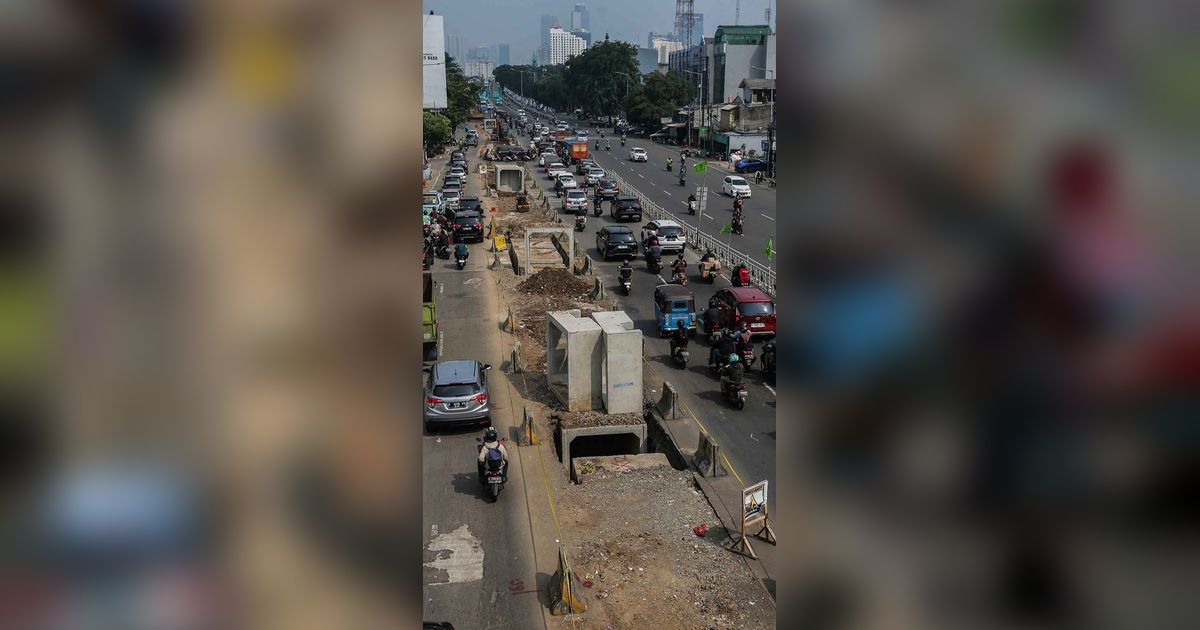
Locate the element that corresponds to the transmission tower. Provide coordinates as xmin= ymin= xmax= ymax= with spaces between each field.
xmin=765 ymin=0 xmax=771 ymax=25
xmin=674 ymin=0 xmax=695 ymax=48
xmin=735 ymin=0 xmax=740 ymax=25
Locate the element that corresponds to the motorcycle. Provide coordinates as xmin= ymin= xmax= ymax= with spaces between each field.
xmin=455 ymin=252 xmax=469 ymax=270
xmin=722 ymin=380 xmax=748 ymax=410
xmin=732 ymin=217 xmax=744 ymax=235
xmin=760 ymin=341 xmax=776 ymax=382
xmin=436 ymin=244 xmax=451 ymax=260
xmin=477 ymin=439 xmax=508 ymax=501
xmin=666 ymin=162 xmax=673 ymax=172
xmin=618 ymin=271 xmax=632 ymax=294
xmin=687 ymin=199 xmax=697 ymax=215
xmin=739 ymin=344 xmax=755 ymax=369
xmin=679 ymin=174 xmax=686 ymax=186
xmin=621 ymin=139 xmax=626 ymax=147
xmin=733 ymin=266 xmax=751 ymax=287
xmin=671 ymin=345 xmax=689 ymax=368
xmin=574 ymin=214 xmax=586 ymax=232
xmin=673 ymin=267 xmax=688 ymax=286
xmin=707 ymin=325 xmax=724 ymax=346
xmin=646 ymin=253 xmax=662 ymax=274
xmin=698 ymin=259 xmax=720 ymax=282
xmin=593 ymin=201 xmax=603 ymax=217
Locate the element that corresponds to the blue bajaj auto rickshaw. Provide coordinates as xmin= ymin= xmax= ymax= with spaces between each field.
xmin=654 ymin=284 xmax=697 ymax=337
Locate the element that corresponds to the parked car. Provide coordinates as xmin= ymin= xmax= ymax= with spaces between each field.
xmin=610 ymin=196 xmax=643 ymax=222
xmin=722 ymin=175 xmax=752 ymax=198
xmin=734 ymin=157 xmax=770 ymax=173
xmin=451 ymin=211 xmax=485 ymax=243
xmin=595 ymin=225 xmax=638 ymax=260
xmin=423 ymin=360 xmax=492 ymax=432
xmin=705 ymin=287 xmax=777 ymax=338
xmin=628 ymin=147 xmax=648 ymax=162
xmin=586 ymin=168 xmax=606 ymax=186
xmin=596 ymin=178 xmax=620 ymax=199
xmin=562 ymin=189 xmax=589 ymax=213
xmin=641 ymin=219 xmax=687 ymax=254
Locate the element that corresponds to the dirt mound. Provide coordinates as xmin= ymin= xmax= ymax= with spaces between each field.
xmin=555 ymin=410 xmax=645 ymax=429
xmin=517 ymin=268 xmax=590 ymax=299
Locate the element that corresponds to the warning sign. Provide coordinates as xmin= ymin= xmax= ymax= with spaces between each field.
xmin=742 ymin=480 xmax=768 ymax=527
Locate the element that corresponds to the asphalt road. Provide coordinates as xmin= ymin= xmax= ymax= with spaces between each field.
xmin=499 ymin=99 xmax=779 ymax=271
xmin=422 ymin=140 xmax=545 ymax=630
xmin=517 ymin=143 xmax=778 ymax=508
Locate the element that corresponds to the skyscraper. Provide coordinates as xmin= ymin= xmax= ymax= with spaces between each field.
xmin=540 ymin=15 xmax=556 ymax=50
xmin=693 ymin=14 xmax=704 ymax=46
xmin=498 ymin=43 xmax=510 ymax=66
xmin=573 ymin=4 xmax=590 ymax=30
xmin=548 ymin=25 xmax=586 ymax=65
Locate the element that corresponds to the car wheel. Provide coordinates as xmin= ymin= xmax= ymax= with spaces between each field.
xmin=424 ymin=419 xmax=433 ymax=433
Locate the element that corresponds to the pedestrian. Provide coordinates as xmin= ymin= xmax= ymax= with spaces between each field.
xmin=755 ymin=170 xmax=763 ymax=185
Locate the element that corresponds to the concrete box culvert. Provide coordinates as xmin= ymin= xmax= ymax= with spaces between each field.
xmin=557 ymin=423 xmax=647 ymax=481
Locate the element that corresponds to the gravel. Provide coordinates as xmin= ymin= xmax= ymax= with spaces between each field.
xmin=554 ymin=410 xmax=645 ymax=429
xmin=517 ymin=268 xmax=591 ymax=299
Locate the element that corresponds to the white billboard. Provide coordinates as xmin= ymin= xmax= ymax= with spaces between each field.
xmin=423 ymin=14 xmax=448 ymax=109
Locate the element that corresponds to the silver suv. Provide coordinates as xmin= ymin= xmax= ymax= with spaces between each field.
xmin=424 ymin=360 xmax=492 ymax=432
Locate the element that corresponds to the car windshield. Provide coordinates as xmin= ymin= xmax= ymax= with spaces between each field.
xmin=737 ymin=302 xmax=775 ymax=317
xmin=567 ymin=191 xmax=586 ymax=199
xmin=589 ymin=170 xmax=604 ymax=176
xmin=612 ymin=233 xmax=636 ymax=242
xmin=432 ymin=382 xmax=480 ymax=397
xmin=423 ymin=194 xmax=439 ymax=203
xmin=657 ymin=226 xmax=683 ymax=237
xmin=731 ymin=177 xmax=747 ymax=186
xmin=559 ymin=175 xmax=573 ymax=181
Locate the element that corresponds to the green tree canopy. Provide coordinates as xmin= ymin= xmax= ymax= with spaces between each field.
xmin=423 ymin=111 xmax=452 ymax=154
xmin=443 ymin=55 xmax=477 ymax=129
xmin=622 ymin=70 xmax=695 ymax=130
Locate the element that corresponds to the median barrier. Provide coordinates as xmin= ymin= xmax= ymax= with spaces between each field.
xmin=591 ymin=278 xmax=604 ymax=300
xmin=510 ymin=342 xmax=526 ymax=373
xmin=693 ymin=430 xmax=729 ymax=478
xmin=656 ymin=382 xmax=679 ymax=419
xmin=548 ymin=546 xmax=587 ymax=615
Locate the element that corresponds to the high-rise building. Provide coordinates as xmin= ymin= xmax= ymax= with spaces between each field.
xmin=540 ymin=15 xmax=557 ymax=50
xmin=498 ymin=43 xmax=510 ymax=66
xmin=574 ymin=3 xmax=590 ymax=30
xmin=693 ymin=14 xmax=704 ymax=47
xmin=467 ymin=45 xmax=491 ymax=62
xmin=648 ymin=34 xmax=684 ymax=65
xmin=548 ymin=25 xmax=586 ymax=65
xmin=572 ymin=28 xmax=592 ymax=48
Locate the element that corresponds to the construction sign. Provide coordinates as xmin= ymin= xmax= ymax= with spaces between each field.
xmin=743 ymin=480 xmax=768 ymax=526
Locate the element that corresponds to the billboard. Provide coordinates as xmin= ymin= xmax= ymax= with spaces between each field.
xmin=423 ymin=14 xmax=447 ymax=109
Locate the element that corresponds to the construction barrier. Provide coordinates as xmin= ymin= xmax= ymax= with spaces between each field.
xmin=502 ymin=306 xmax=517 ymax=332
xmin=693 ymin=430 xmax=729 ymax=478
xmin=656 ymin=382 xmax=679 ymax=419
xmin=510 ymin=342 xmax=526 ymax=374
xmin=548 ymin=546 xmax=587 ymax=615
xmin=591 ymin=278 xmax=604 ymax=300
xmin=521 ymin=405 xmax=540 ymax=446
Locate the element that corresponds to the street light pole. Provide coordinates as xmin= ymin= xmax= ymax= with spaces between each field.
xmin=750 ymin=65 xmax=775 ymax=177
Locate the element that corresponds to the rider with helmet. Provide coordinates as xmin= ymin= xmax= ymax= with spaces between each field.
xmin=477 ymin=426 xmax=509 ymax=481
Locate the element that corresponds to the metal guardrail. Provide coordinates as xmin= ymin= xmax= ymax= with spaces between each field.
xmin=606 ymin=172 xmax=776 ymax=296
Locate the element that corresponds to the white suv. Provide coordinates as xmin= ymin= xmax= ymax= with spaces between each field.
xmin=548 ymin=163 xmax=568 ymax=179
xmin=562 ymin=189 xmax=588 ymax=213
xmin=722 ymin=175 xmax=752 ymax=198
xmin=628 ymin=147 xmax=648 ymax=162
xmin=641 ymin=219 xmax=687 ymax=254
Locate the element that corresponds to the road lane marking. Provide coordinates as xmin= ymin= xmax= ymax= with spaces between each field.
xmin=704 ymin=213 xmax=716 ymax=219
xmin=664 ymin=191 xmax=672 ymax=196
xmin=764 ymin=384 xmax=776 ymax=397
xmin=638 ymin=173 xmax=644 ymax=178
xmin=761 ymin=214 xmax=775 ymax=221
xmin=423 ymin=524 xmax=484 ymax=585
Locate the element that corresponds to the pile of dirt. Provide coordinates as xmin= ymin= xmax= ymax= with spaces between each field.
xmin=517 ymin=268 xmax=591 ymax=299
xmin=555 ymin=410 xmax=644 ymax=429
xmin=562 ymin=467 xmax=774 ymax=629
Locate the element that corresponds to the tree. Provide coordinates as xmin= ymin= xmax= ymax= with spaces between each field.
xmin=443 ymin=55 xmax=477 ymax=129
xmin=423 ymin=111 xmax=452 ymax=154
xmin=562 ymin=41 xmax=639 ymax=118
xmin=622 ymin=70 xmax=695 ymax=131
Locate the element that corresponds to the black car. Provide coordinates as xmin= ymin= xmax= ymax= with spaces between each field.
xmin=596 ymin=178 xmax=619 ymax=199
xmin=610 ymin=196 xmax=643 ymax=222
xmin=451 ymin=151 xmax=465 ymax=161
xmin=595 ymin=226 xmax=638 ymax=260
xmin=458 ymin=197 xmax=484 ymax=214
xmin=451 ymin=158 xmax=467 ymax=170
xmin=453 ymin=211 xmax=484 ymax=243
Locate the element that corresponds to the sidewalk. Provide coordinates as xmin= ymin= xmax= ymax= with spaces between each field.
xmin=644 ymin=366 xmax=778 ymax=603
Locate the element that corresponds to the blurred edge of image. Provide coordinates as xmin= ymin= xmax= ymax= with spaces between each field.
xmin=776 ymin=1 xmax=1198 ymax=629
xmin=2 ymin=1 xmax=424 ymax=629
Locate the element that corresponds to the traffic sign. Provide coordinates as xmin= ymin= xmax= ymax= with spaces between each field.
xmin=761 ymin=140 xmax=769 ymax=153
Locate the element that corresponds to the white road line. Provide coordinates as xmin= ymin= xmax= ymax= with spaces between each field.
xmin=656 ymin=274 xmax=666 ymax=284
xmin=761 ymin=213 xmax=775 ymax=221
xmin=664 ymin=191 xmax=672 ymax=196
xmin=638 ymin=173 xmax=645 ymax=178
xmin=704 ymin=213 xmax=716 ymax=219
xmin=764 ymin=384 xmax=776 ymax=397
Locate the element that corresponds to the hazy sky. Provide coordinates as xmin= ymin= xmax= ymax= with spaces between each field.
xmin=423 ymin=0 xmax=776 ymax=64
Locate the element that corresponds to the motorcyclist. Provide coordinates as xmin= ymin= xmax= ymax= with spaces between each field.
xmin=669 ymin=320 xmax=689 ymax=359
xmin=733 ymin=262 xmax=750 ymax=286
xmin=666 ymin=157 xmax=673 ymax=171
xmin=454 ymin=241 xmax=469 ymax=261
xmin=720 ymin=353 xmax=745 ymax=391
xmin=733 ymin=195 xmax=744 ymax=213
xmin=593 ymin=195 xmax=602 ymax=214
xmin=671 ymin=252 xmax=687 ymax=276
xmin=736 ymin=323 xmax=753 ymax=362
xmin=605 ymin=140 xmax=611 ymax=151
xmin=647 ymin=241 xmax=663 ymax=269
xmin=687 ymin=193 xmax=697 ymax=212
xmin=476 ymin=426 xmax=509 ymax=481
xmin=711 ymin=326 xmax=737 ymax=368
xmin=618 ymin=258 xmax=633 ymax=282
xmin=700 ymin=250 xmax=720 ymax=278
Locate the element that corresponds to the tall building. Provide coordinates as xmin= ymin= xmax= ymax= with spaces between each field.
xmin=548 ymin=25 xmax=586 ymax=65
xmin=572 ymin=28 xmax=592 ymax=48
xmin=540 ymin=14 xmax=557 ymax=50
xmin=464 ymin=59 xmax=494 ymax=80
xmin=498 ymin=43 xmax=510 ymax=66
xmin=693 ymin=14 xmax=704 ymax=46
xmin=573 ymin=3 xmax=590 ymax=30
xmin=467 ymin=45 xmax=490 ymax=62
xmin=636 ymin=47 xmax=660 ymax=75
xmin=648 ymin=34 xmax=684 ymax=64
